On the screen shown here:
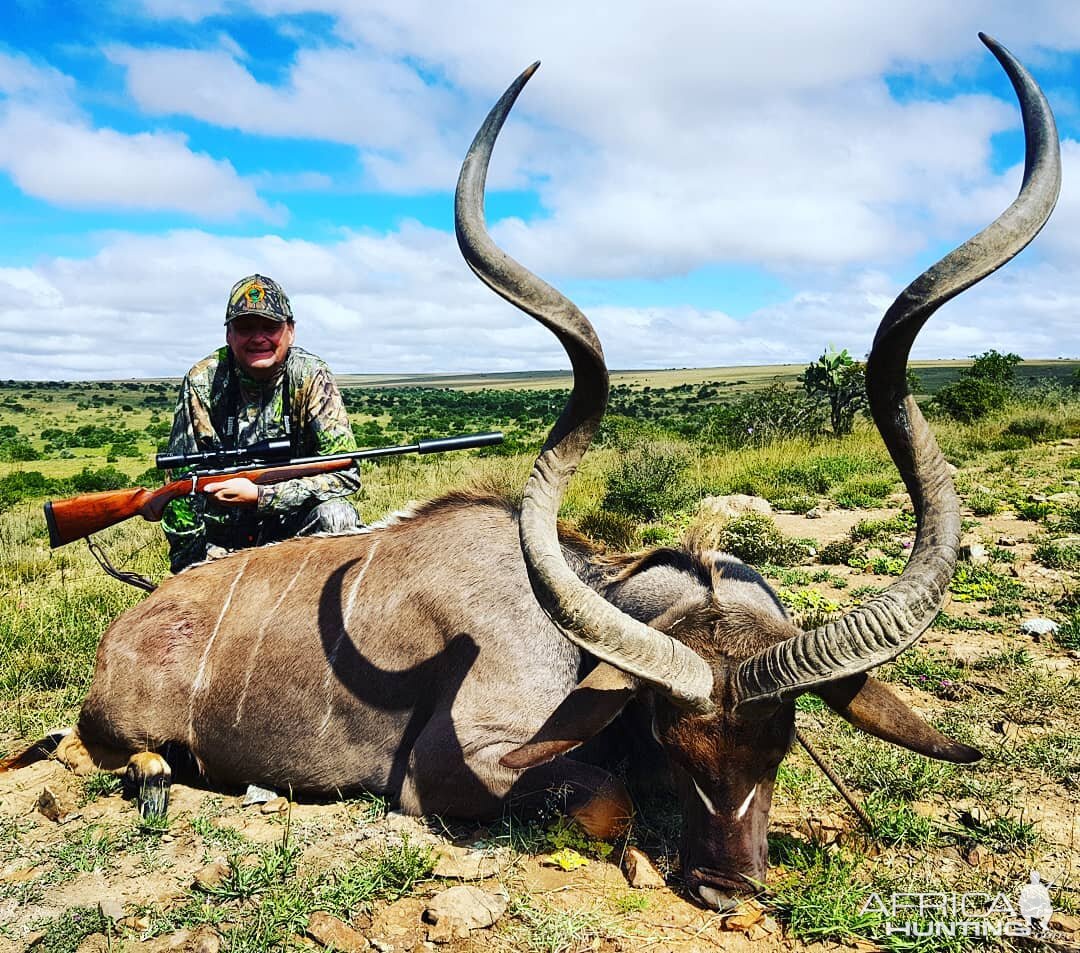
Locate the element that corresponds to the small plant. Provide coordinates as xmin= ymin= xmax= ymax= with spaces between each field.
xmin=850 ymin=511 xmax=916 ymax=541
xmin=609 ymin=891 xmax=650 ymax=915
xmin=886 ymin=651 xmax=966 ymax=700
xmin=830 ymin=474 xmax=896 ymax=509
xmin=818 ymin=539 xmax=855 ymax=565
xmin=1056 ymin=612 xmax=1080 ymax=650
xmin=863 ymin=793 xmax=938 ymax=848
xmin=508 ymin=896 xmax=610 ymax=953
xmin=1014 ymin=498 xmax=1053 ymax=521
xmin=29 ymin=906 xmax=110 ymax=953
xmin=1033 ymin=538 xmax=1080 ymax=570
xmin=766 ymin=839 xmax=883 ymax=943
xmin=78 ymin=771 xmax=123 ymax=805
xmin=543 ymin=815 xmax=613 ymax=860
xmin=956 ymin=809 xmax=1040 ymax=852
xmin=967 ymin=491 xmax=999 ymax=516
xmin=711 ymin=513 xmax=810 ymax=567
xmin=971 ymin=647 xmax=1031 ymax=671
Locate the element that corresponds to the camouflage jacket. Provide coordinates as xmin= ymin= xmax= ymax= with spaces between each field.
xmin=161 ymin=346 xmax=360 ymax=563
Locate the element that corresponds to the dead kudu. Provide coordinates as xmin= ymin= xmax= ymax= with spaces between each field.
xmin=3 ymin=35 xmax=1060 ymax=906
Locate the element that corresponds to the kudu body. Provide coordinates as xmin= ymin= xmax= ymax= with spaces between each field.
xmin=5 ymin=35 xmax=1060 ymax=905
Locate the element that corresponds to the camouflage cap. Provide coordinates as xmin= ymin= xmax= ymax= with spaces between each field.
xmin=225 ymin=274 xmax=294 ymax=324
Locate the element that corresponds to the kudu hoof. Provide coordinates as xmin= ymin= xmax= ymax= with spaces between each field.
xmin=125 ymin=751 xmax=172 ymax=820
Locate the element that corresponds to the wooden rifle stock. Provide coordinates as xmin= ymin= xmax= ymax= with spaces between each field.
xmin=43 ymin=431 xmax=503 ymax=549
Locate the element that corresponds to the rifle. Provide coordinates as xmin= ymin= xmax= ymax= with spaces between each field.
xmin=43 ymin=431 xmax=504 ymax=549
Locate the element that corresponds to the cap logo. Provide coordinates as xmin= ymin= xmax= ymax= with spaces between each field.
xmin=246 ymin=284 xmax=263 ymax=305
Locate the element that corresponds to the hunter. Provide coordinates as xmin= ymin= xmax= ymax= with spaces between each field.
xmin=162 ymin=274 xmax=361 ymax=572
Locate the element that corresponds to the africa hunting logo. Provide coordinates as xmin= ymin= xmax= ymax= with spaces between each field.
xmin=860 ymin=871 xmax=1058 ymax=940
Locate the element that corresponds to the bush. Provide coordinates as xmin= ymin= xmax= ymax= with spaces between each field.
xmin=932 ymin=376 xmax=1011 ymax=422
xmin=601 ymin=442 xmax=694 ymax=520
xmin=712 ymin=513 xmax=809 ymax=567
xmin=704 ymin=383 xmax=827 ymax=447
xmin=1004 ymin=414 xmax=1071 ymax=443
xmin=819 ymin=539 xmax=856 ymax=565
xmin=0 ymin=470 xmax=51 ymax=512
xmin=69 ymin=466 xmax=131 ymax=493
xmin=0 ymin=434 xmax=41 ymax=461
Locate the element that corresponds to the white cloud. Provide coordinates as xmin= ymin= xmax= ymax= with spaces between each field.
xmin=1 ymin=224 xmax=1075 ymax=381
xmin=0 ymin=106 xmax=275 ymax=219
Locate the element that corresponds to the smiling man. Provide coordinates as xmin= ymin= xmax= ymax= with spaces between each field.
xmin=161 ymin=274 xmax=361 ymax=573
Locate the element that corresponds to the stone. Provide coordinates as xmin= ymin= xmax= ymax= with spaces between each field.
xmin=306 ymin=912 xmax=369 ymax=952
xmin=623 ymin=847 xmax=666 ymax=889
xmin=119 ymin=915 xmax=150 ymax=932
xmin=997 ymin=536 xmax=1017 ymax=546
xmin=188 ymin=927 xmax=223 ymax=953
xmin=423 ymin=885 xmax=508 ymax=942
xmin=697 ymin=494 xmax=772 ymax=520
xmin=192 ymin=857 xmax=231 ymax=891
xmin=35 ymin=787 xmax=79 ymax=824
xmin=965 ymin=845 xmax=985 ymax=866
xmin=805 ymin=507 xmax=824 ymax=519
xmin=75 ymin=934 xmax=109 ymax=953
xmin=261 ymin=797 xmax=289 ymax=815
xmin=1050 ymin=912 xmax=1080 ymax=934
xmin=369 ymin=940 xmax=393 ymax=953
xmin=431 ymin=845 xmax=503 ymax=880
xmin=97 ymin=898 xmax=125 ymax=922
xmin=1020 ymin=618 xmax=1059 ymax=636
xmin=241 ymin=784 xmax=277 ymax=807
xmin=959 ymin=542 xmax=987 ymax=563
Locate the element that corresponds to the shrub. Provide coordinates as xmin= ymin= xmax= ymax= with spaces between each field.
xmin=601 ymin=442 xmax=694 ymax=520
xmin=0 ymin=470 xmax=51 ymax=512
xmin=1004 ymin=414 xmax=1071 ymax=443
xmin=712 ymin=513 xmax=809 ymax=567
xmin=704 ymin=383 xmax=827 ymax=447
xmin=69 ymin=466 xmax=131 ymax=493
xmin=932 ymin=376 xmax=1011 ymax=422
xmin=819 ymin=539 xmax=856 ymax=565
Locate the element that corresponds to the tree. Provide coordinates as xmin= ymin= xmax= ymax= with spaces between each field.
xmin=800 ymin=347 xmax=867 ymax=437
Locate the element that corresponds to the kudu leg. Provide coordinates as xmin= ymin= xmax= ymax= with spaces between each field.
xmin=56 ymin=729 xmax=172 ymax=818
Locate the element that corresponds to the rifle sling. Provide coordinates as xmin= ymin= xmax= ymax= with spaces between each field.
xmin=85 ymin=537 xmax=157 ymax=593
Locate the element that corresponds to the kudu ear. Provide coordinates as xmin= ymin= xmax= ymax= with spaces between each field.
xmin=500 ymin=663 xmax=638 ymax=770
xmin=816 ymin=674 xmax=981 ymax=764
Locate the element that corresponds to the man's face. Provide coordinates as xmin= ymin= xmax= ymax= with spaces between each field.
xmin=226 ymin=315 xmax=295 ymax=380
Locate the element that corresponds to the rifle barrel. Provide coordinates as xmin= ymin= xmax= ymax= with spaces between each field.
xmin=202 ymin=431 xmax=504 ymax=476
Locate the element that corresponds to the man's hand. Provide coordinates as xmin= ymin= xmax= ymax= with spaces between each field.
xmin=202 ymin=478 xmax=259 ymax=506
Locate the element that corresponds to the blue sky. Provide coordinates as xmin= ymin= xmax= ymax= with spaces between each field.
xmin=2 ymin=1 xmax=1080 ymax=379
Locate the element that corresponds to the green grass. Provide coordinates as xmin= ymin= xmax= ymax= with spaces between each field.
xmin=29 ymin=906 xmax=111 ymax=953
xmin=507 ymin=896 xmax=611 ymax=953
xmin=766 ymin=839 xmax=884 ymax=943
xmin=78 ymin=771 xmax=123 ymax=805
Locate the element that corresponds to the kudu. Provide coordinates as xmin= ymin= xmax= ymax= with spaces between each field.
xmin=3 ymin=35 xmax=1060 ymax=906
